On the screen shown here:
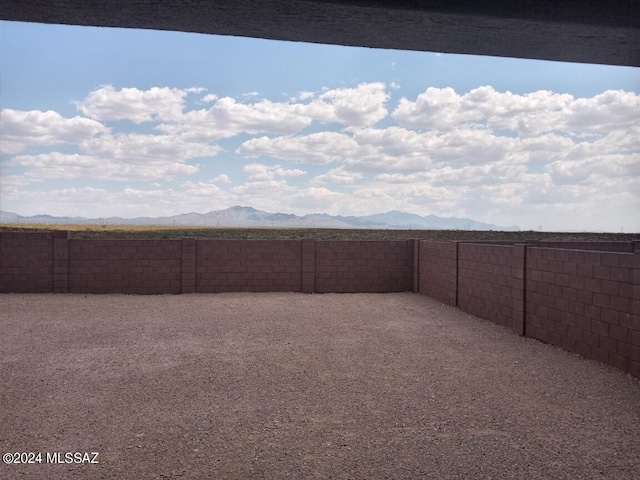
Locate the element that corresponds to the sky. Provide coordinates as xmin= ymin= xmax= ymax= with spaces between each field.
xmin=1 ymin=21 xmax=639 ymax=232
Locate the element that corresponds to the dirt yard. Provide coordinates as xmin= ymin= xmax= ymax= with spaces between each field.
xmin=1 ymin=293 xmax=639 ymax=479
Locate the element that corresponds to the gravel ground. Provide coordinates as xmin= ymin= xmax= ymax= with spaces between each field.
xmin=1 ymin=292 xmax=639 ymax=480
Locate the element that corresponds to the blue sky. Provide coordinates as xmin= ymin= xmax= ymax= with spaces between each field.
xmin=1 ymin=20 xmax=639 ymax=231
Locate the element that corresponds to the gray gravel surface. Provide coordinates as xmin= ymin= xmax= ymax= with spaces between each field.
xmin=1 ymin=292 xmax=639 ymax=479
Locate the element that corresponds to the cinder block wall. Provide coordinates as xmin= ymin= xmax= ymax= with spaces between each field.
xmin=461 ymin=240 xmax=638 ymax=253
xmin=0 ymin=233 xmax=414 ymax=295
xmin=69 ymin=239 xmax=182 ymax=294
xmin=526 ymin=248 xmax=639 ymax=377
xmin=0 ymin=231 xmax=53 ymax=292
xmin=418 ymin=241 xmax=457 ymax=306
xmin=457 ymin=244 xmax=526 ymax=334
xmin=416 ymin=240 xmax=639 ymax=377
xmin=196 ymin=240 xmax=302 ymax=293
xmin=533 ymin=241 xmax=636 ymax=253
xmin=315 ymin=240 xmax=413 ymax=293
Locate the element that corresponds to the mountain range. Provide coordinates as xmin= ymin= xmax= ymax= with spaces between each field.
xmin=0 ymin=206 xmax=520 ymax=231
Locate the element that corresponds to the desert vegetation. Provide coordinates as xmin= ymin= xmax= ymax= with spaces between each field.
xmin=1 ymin=223 xmax=637 ymax=242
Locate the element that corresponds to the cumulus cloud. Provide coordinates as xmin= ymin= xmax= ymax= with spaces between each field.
xmin=9 ymin=151 xmax=199 ymax=181
xmin=0 ymin=109 xmax=108 ymax=154
xmin=567 ymin=90 xmax=640 ymax=133
xmin=76 ymin=85 xmax=195 ymax=123
xmin=285 ymin=187 xmax=347 ymax=214
xmin=237 ymin=132 xmax=358 ymax=164
xmin=180 ymin=181 xmax=226 ymax=197
xmin=349 ymin=126 xmax=518 ymax=170
xmin=5 ymin=131 xmax=220 ymax=182
xmin=156 ymin=82 xmax=391 ymax=142
xmin=0 ymin=174 xmax=32 ymax=199
xmin=237 ymin=126 xmax=515 ymax=173
xmin=243 ymin=163 xmax=306 ymax=181
xmin=374 ymin=163 xmax=527 ymax=187
xmin=392 ymin=86 xmax=570 ymax=135
xmin=205 ymin=97 xmax=309 ymax=134
xmin=292 ymin=82 xmax=390 ymax=127
xmin=0 ymin=186 xmax=197 ymax=217
xmin=5 ymin=129 xmax=216 ymax=182
xmin=214 ymin=174 xmax=231 ymax=184
xmin=1 ymin=106 xmax=219 ymax=183
xmin=228 ymin=180 xmax=299 ymax=214
xmin=392 ymin=86 xmax=640 ymax=137
xmin=1 ymin=181 xmax=242 ymax=218
xmin=202 ymin=93 xmax=219 ymax=103
xmin=547 ymin=153 xmax=640 ymax=185
xmin=290 ymin=91 xmax=315 ymax=102
xmin=156 ymin=97 xmax=312 ymax=142
xmin=80 ymin=133 xmax=219 ymax=164
xmin=311 ymin=167 xmax=363 ymax=185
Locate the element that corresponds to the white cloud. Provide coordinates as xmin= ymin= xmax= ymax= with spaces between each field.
xmin=237 ymin=126 xmax=516 ymax=174
xmin=228 ymin=180 xmax=299 ymax=214
xmin=5 ymin=130 xmax=215 ymax=183
xmin=0 ymin=109 xmax=108 ymax=154
xmin=207 ymin=97 xmax=309 ymax=133
xmin=311 ymin=166 xmax=363 ymax=185
xmin=547 ymin=153 xmax=640 ymax=185
xmin=202 ymin=93 xmax=219 ymax=103
xmin=393 ymin=87 xmax=470 ymax=131
xmin=156 ymin=97 xmax=312 ymax=141
xmin=286 ymin=187 xmax=347 ymax=214
xmin=243 ymin=163 xmax=306 ymax=181
xmin=374 ymin=163 xmax=527 ymax=187
xmin=80 ymin=133 xmax=219 ymax=164
xmin=1 ymin=183 xmax=236 ymax=218
xmin=230 ymin=179 xmax=293 ymax=194
xmin=76 ymin=85 xmax=193 ymax=123
xmin=1 ymin=186 xmax=117 ymax=217
xmin=518 ymin=133 xmax=575 ymax=161
xmin=180 ymin=181 xmax=226 ymax=197
xmin=567 ymin=90 xmax=640 ymax=133
xmin=157 ymin=82 xmax=393 ymax=144
xmin=292 ymin=82 xmax=390 ymax=127
xmin=237 ymin=132 xmax=358 ymax=164
xmin=391 ymin=86 xmax=640 ymax=137
xmin=0 ymin=174 xmax=32 ymax=199
xmin=290 ymin=91 xmax=315 ymax=102
xmin=214 ymin=174 xmax=231 ymax=184
xmin=9 ymin=152 xmax=199 ymax=181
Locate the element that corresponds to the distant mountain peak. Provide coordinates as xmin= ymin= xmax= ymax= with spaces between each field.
xmin=227 ymin=205 xmax=258 ymax=212
xmin=0 ymin=207 xmax=519 ymax=231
